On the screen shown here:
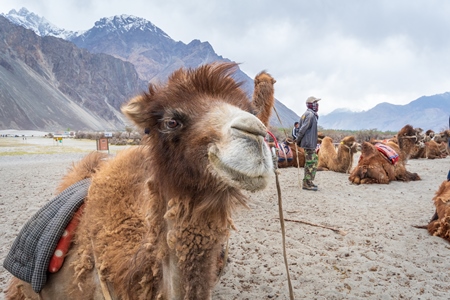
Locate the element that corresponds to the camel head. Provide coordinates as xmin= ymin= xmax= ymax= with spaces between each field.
xmin=341 ymin=136 xmax=361 ymax=153
xmin=435 ymin=130 xmax=450 ymax=143
xmin=425 ymin=129 xmax=435 ymax=141
xmin=122 ymin=63 xmax=274 ymax=198
xmin=252 ymin=71 xmax=276 ymax=126
xmin=397 ymin=125 xmax=422 ymax=155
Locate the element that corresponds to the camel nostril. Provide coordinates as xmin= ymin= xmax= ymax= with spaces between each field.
xmin=230 ymin=114 xmax=267 ymax=137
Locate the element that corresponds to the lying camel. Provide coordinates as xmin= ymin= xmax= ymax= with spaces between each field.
xmin=425 ymin=140 xmax=446 ymax=159
xmin=270 ymin=132 xmax=326 ymax=169
xmin=410 ymin=143 xmax=426 ymax=159
xmin=5 ymin=63 xmax=276 ymax=299
xmin=317 ymin=136 xmax=360 ymax=173
xmin=272 ymin=138 xmax=305 ymax=168
xmin=349 ymin=124 xmax=421 ymax=184
xmin=411 ymin=130 xmax=447 ymax=159
xmin=427 ymin=180 xmax=450 ymax=242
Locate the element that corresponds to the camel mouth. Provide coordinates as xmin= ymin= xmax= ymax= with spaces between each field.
xmin=208 ymin=141 xmax=273 ymax=191
xmin=210 ymin=153 xmax=270 ymax=190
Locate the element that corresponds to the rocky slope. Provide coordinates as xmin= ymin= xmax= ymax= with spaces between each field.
xmin=0 ymin=16 xmax=146 ymax=131
xmin=2 ymin=9 xmax=300 ymax=130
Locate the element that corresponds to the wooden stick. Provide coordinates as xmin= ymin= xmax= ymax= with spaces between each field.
xmin=281 ymin=218 xmax=348 ymax=236
xmin=411 ymin=224 xmax=428 ymax=229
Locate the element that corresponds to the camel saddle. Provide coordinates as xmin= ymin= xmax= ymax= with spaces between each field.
xmin=3 ymin=178 xmax=91 ymax=293
xmin=277 ymin=141 xmax=293 ymax=162
xmin=374 ymin=143 xmax=399 ymax=165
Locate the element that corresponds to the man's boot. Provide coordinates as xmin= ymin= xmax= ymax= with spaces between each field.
xmin=309 ymin=181 xmax=318 ymax=189
xmin=302 ymin=180 xmax=318 ymax=191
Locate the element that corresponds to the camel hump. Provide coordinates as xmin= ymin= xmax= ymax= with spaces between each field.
xmin=57 ymin=151 xmax=109 ymax=193
xmin=374 ymin=143 xmax=399 ymax=165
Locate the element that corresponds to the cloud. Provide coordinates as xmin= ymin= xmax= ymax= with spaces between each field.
xmin=1 ymin=0 xmax=450 ymax=116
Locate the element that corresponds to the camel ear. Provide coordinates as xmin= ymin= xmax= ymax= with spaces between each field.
xmin=121 ymin=94 xmax=151 ymax=129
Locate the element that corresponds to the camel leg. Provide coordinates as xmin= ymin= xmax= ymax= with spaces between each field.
xmin=429 ymin=210 xmax=439 ymax=223
xmin=405 ymin=170 xmax=421 ymax=181
xmin=360 ymin=178 xmax=380 ymax=184
xmin=317 ymin=166 xmax=329 ymax=171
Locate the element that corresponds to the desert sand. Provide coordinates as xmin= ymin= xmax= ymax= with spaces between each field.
xmin=0 ymin=136 xmax=449 ymax=299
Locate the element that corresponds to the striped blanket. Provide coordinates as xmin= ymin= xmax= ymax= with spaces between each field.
xmin=375 ymin=143 xmax=399 ymax=165
xmin=277 ymin=141 xmax=293 ymax=162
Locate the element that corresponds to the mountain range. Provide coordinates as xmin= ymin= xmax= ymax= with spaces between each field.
xmin=0 ymin=8 xmax=298 ymax=131
xmin=1 ymin=8 xmax=449 ymax=133
xmin=319 ymin=93 xmax=450 ymax=132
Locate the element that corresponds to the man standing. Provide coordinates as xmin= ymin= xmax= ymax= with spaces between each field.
xmin=292 ymin=122 xmax=299 ymax=140
xmin=296 ymin=96 xmax=320 ymax=191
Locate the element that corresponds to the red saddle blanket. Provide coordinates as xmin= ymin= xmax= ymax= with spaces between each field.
xmin=375 ymin=143 xmax=399 ymax=165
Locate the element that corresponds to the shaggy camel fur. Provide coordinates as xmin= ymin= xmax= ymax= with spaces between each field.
xmin=410 ymin=143 xmax=426 ymax=159
xmin=6 ymin=63 xmax=276 ymax=299
xmin=434 ymin=130 xmax=450 ymax=156
xmin=349 ymin=124 xmax=421 ymax=184
xmin=411 ymin=130 xmax=447 ymax=159
xmin=427 ymin=180 xmax=450 ymax=242
xmin=317 ymin=136 xmax=360 ymax=173
xmin=425 ymin=140 xmax=446 ymax=159
xmin=437 ymin=142 xmax=449 ymax=157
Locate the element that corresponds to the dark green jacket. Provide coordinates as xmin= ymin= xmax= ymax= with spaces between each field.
xmin=295 ymin=108 xmax=318 ymax=150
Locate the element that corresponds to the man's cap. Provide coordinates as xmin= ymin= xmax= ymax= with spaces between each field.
xmin=306 ymin=96 xmax=321 ymax=104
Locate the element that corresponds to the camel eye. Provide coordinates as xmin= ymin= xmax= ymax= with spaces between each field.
xmin=165 ymin=119 xmax=180 ymax=129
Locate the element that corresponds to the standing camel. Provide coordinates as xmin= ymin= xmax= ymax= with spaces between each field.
xmin=5 ymin=63 xmax=276 ymax=299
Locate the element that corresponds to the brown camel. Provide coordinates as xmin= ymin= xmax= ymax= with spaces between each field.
xmin=349 ymin=124 xmax=421 ymax=184
xmin=317 ymin=136 xmax=360 ymax=173
xmin=437 ymin=142 xmax=449 ymax=157
xmin=269 ymin=132 xmax=326 ymax=169
xmin=411 ymin=128 xmax=448 ymax=159
xmin=427 ymin=180 xmax=450 ymax=242
xmin=410 ymin=143 xmax=426 ymax=159
xmin=271 ymin=138 xmax=305 ymax=168
xmin=434 ymin=130 xmax=450 ymax=156
xmin=425 ymin=140 xmax=446 ymax=159
xmin=436 ymin=129 xmax=450 ymax=144
xmin=5 ymin=63 xmax=276 ymax=299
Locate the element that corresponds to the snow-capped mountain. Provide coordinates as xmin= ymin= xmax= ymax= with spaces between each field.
xmin=1 ymin=8 xmax=301 ymax=130
xmin=89 ymin=15 xmax=171 ymax=38
xmin=1 ymin=7 xmax=81 ymax=39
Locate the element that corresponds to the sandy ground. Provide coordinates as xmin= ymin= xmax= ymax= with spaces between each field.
xmin=0 ymin=136 xmax=449 ymax=299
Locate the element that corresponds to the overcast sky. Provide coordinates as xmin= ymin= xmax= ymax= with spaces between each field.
xmin=1 ymin=0 xmax=449 ymax=116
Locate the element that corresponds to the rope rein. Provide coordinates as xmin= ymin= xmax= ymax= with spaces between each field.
xmin=340 ymin=142 xmax=355 ymax=173
xmin=270 ymin=106 xmax=296 ymax=300
xmin=216 ymin=229 xmax=230 ymax=285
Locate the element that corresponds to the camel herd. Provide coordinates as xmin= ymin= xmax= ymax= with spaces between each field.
xmin=271 ymin=123 xmax=450 ymax=245
xmin=3 ymin=62 xmax=450 ymax=299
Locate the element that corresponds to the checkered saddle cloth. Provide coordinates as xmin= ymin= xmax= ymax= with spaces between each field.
xmin=3 ymin=178 xmax=91 ymax=293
